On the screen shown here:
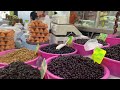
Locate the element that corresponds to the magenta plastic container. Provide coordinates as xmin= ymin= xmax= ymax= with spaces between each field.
xmin=106 ymin=34 xmax=120 ymax=46
xmin=0 ymin=49 xmax=39 ymax=67
xmin=72 ymin=40 xmax=110 ymax=56
xmin=102 ymin=57 xmax=120 ymax=77
xmin=39 ymin=44 xmax=77 ymax=59
xmin=45 ymin=56 xmax=110 ymax=79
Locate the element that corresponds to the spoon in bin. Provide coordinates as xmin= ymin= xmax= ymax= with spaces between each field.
xmin=35 ymin=44 xmax=44 ymax=68
xmin=56 ymin=32 xmax=73 ymax=50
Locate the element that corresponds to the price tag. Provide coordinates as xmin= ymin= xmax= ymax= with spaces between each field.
xmin=97 ymin=33 xmax=108 ymax=41
xmin=92 ymin=47 xmax=106 ymax=64
xmin=67 ymin=36 xmax=73 ymax=46
xmin=40 ymin=58 xmax=47 ymax=79
xmin=35 ymin=44 xmax=40 ymax=55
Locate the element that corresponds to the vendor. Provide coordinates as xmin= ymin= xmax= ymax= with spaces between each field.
xmin=30 ymin=11 xmax=38 ymax=21
xmin=36 ymin=11 xmax=51 ymax=31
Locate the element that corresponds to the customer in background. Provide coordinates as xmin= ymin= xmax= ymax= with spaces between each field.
xmin=69 ymin=11 xmax=78 ymax=24
xmin=30 ymin=11 xmax=38 ymax=21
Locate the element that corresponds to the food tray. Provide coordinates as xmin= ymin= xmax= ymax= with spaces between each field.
xmin=29 ymin=26 xmax=47 ymax=29
xmin=29 ymin=35 xmax=46 ymax=38
xmin=26 ymin=39 xmax=49 ymax=45
xmin=0 ymin=36 xmax=14 ymax=38
xmin=29 ymin=31 xmax=49 ymax=34
xmin=0 ymin=38 xmax=14 ymax=41
xmin=0 ymin=48 xmax=15 ymax=52
xmin=0 ymin=43 xmax=15 ymax=46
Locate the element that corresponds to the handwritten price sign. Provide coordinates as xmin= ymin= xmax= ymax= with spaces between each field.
xmin=92 ymin=47 xmax=106 ymax=64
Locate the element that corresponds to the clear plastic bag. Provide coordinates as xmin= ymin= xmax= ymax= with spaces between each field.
xmin=84 ymin=39 xmax=103 ymax=51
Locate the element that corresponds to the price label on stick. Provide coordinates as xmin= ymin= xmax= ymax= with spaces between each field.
xmin=67 ymin=36 xmax=73 ymax=46
xmin=35 ymin=44 xmax=40 ymax=55
xmin=40 ymin=58 xmax=47 ymax=79
xmin=92 ymin=47 xmax=106 ymax=64
xmin=97 ymin=33 xmax=108 ymax=41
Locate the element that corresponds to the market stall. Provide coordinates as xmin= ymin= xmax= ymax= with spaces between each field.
xmin=0 ymin=11 xmax=120 ymax=79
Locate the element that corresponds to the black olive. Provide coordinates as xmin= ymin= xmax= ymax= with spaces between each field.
xmin=48 ymin=55 xmax=104 ymax=79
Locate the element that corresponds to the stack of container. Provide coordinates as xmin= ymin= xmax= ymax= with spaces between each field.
xmin=27 ymin=20 xmax=49 ymax=45
xmin=0 ymin=29 xmax=15 ymax=52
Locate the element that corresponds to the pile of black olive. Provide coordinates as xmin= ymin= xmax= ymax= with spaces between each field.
xmin=103 ymin=44 xmax=120 ymax=61
xmin=40 ymin=44 xmax=75 ymax=54
xmin=74 ymin=39 xmax=108 ymax=46
xmin=0 ymin=61 xmax=41 ymax=79
xmin=48 ymin=55 xmax=104 ymax=79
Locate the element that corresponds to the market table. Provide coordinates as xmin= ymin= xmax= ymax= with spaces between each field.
xmin=75 ymin=25 xmax=120 ymax=38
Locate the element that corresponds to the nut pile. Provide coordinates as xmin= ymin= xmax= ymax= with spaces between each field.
xmin=74 ymin=39 xmax=108 ymax=46
xmin=27 ymin=20 xmax=49 ymax=44
xmin=0 ymin=29 xmax=15 ymax=51
xmin=0 ymin=61 xmax=41 ymax=79
xmin=0 ymin=48 xmax=37 ymax=64
xmin=48 ymin=55 xmax=104 ymax=79
xmin=103 ymin=44 xmax=120 ymax=61
xmin=40 ymin=44 xmax=75 ymax=54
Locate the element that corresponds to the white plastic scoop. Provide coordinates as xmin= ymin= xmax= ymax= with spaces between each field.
xmin=56 ymin=32 xmax=73 ymax=50
xmin=56 ymin=40 xmax=68 ymax=50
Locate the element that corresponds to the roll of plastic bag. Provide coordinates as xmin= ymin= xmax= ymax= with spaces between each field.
xmin=84 ymin=39 xmax=103 ymax=51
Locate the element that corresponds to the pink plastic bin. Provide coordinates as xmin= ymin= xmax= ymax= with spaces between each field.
xmin=39 ymin=44 xmax=77 ymax=59
xmin=72 ymin=40 xmax=110 ymax=56
xmin=0 ymin=49 xmax=39 ymax=67
xmin=106 ymin=34 xmax=120 ymax=46
xmin=45 ymin=56 xmax=110 ymax=79
xmin=102 ymin=57 xmax=120 ymax=77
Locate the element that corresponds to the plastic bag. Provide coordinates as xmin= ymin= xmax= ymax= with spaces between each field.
xmin=84 ymin=39 xmax=103 ymax=51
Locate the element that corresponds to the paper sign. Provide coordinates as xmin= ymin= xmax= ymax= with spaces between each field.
xmin=97 ymin=33 xmax=108 ymax=41
xmin=40 ymin=58 xmax=47 ymax=79
xmin=92 ymin=47 xmax=106 ymax=64
xmin=35 ymin=44 xmax=40 ymax=55
xmin=67 ymin=36 xmax=73 ymax=46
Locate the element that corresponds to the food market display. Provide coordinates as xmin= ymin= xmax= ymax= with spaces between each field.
xmin=74 ymin=39 xmax=108 ymax=46
xmin=47 ymin=55 xmax=105 ymax=79
xmin=0 ymin=11 xmax=119 ymax=79
xmin=103 ymin=44 xmax=120 ymax=61
xmin=27 ymin=20 xmax=49 ymax=44
xmin=40 ymin=44 xmax=75 ymax=54
xmin=0 ymin=29 xmax=15 ymax=52
xmin=0 ymin=48 xmax=37 ymax=64
xmin=0 ymin=61 xmax=41 ymax=79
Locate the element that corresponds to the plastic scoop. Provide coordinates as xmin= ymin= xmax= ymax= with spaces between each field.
xmin=56 ymin=36 xmax=73 ymax=50
xmin=36 ymin=55 xmax=44 ymax=68
xmin=56 ymin=41 xmax=68 ymax=50
xmin=35 ymin=43 xmax=40 ymax=55
xmin=56 ymin=32 xmax=73 ymax=50
xmin=40 ymin=58 xmax=47 ymax=79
